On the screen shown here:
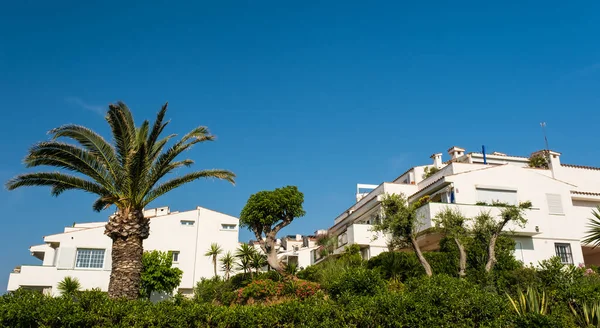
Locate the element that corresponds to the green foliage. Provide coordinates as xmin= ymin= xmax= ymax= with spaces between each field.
xmin=422 ymin=166 xmax=440 ymax=179
xmin=239 ymin=185 xmax=306 ymax=237
xmin=140 ymin=250 xmax=183 ymax=299
xmin=570 ymin=301 xmax=600 ymax=327
xmin=507 ymin=287 xmax=548 ymax=316
xmin=204 ymin=242 xmax=222 ymax=277
xmin=219 ymin=251 xmax=235 ymax=280
xmin=529 ymin=153 xmax=549 ymax=169
xmin=57 ymin=276 xmax=81 ymax=296
xmin=5 ymin=102 xmax=235 ymax=213
xmin=193 ymin=277 xmax=236 ymax=305
xmin=236 ymin=279 xmax=321 ymax=304
xmin=376 ymin=193 xmax=418 ymax=241
xmin=583 ymin=206 xmax=600 ymax=248
xmin=326 ymin=266 xmax=385 ymax=300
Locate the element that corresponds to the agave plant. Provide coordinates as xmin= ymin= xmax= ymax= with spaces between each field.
xmin=570 ymin=301 xmax=600 ymax=327
xmin=57 ymin=276 xmax=81 ymax=296
xmin=506 ymin=287 xmax=547 ymax=316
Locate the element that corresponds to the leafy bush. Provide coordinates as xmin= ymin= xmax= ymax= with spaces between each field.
xmin=326 ymin=266 xmax=385 ymax=300
xmin=193 ymin=277 xmax=236 ymax=305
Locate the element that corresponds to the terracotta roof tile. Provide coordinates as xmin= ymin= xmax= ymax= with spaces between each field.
xmin=562 ymin=164 xmax=600 ymax=171
xmin=571 ymin=190 xmax=600 ymax=196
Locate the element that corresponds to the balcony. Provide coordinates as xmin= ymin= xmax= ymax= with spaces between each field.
xmin=334 ymin=224 xmax=390 ymax=253
xmin=415 ymin=202 xmax=545 ymax=236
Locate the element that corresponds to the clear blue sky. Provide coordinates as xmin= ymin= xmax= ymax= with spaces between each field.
xmin=1 ymin=1 xmax=600 ymax=292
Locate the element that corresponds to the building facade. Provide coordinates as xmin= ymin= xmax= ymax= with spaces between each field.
xmin=323 ymin=146 xmax=600 ymax=267
xmin=7 ymin=206 xmax=239 ymax=296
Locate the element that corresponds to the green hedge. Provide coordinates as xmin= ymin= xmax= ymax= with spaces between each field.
xmin=0 ymin=275 xmax=573 ymax=328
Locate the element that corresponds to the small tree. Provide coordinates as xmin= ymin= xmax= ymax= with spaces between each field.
xmin=140 ymin=250 xmax=183 ymax=299
xmin=434 ymin=208 xmax=469 ymax=278
xmin=57 ymin=276 xmax=81 ymax=296
xmin=204 ymin=243 xmax=223 ymax=278
xmin=374 ymin=193 xmax=432 ymax=276
xmin=237 ymin=256 xmax=253 ymax=279
xmin=220 ymin=251 xmax=235 ymax=280
xmin=472 ymin=205 xmax=527 ymax=273
xmin=240 ymin=186 xmax=306 ymax=273
xmin=235 ymin=243 xmax=256 ymax=278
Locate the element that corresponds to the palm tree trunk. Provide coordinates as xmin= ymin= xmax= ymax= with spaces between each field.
xmin=455 ymin=238 xmax=467 ymax=278
xmin=105 ymin=210 xmax=149 ymax=299
xmin=213 ymin=257 xmax=217 ymax=277
xmin=411 ymin=236 xmax=432 ymax=277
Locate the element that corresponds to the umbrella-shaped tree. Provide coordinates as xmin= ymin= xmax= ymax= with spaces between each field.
xmin=5 ymin=102 xmax=235 ymax=299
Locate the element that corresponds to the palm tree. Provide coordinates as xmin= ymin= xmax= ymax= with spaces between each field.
xmin=6 ymin=102 xmax=235 ymax=299
xmin=250 ymin=252 xmax=267 ymax=274
xmin=583 ymin=207 xmax=600 ymax=247
xmin=57 ymin=276 xmax=81 ymax=296
xmin=205 ymin=243 xmax=223 ymax=277
xmin=237 ymin=256 xmax=253 ymax=279
xmin=235 ymin=243 xmax=256 ymax=278
xmin=219 ymin=251 xmax=235 ymax=280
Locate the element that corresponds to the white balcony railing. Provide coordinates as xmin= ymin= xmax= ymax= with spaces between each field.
xmin=415 ymin=202 xmax=544 ymax=236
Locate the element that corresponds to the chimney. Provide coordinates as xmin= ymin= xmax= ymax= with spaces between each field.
xmin=430 ymin=153 xmax=443 ymax=169
xmin=296 ymin=234 xmax=302 ymax=241
xmin=448 ymin=146 xmax=466 ymax=160
xmin=533 ymin=150 xmax=562 ymax=179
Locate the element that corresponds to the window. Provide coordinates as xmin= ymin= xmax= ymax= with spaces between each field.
xmin=221 ymin=224 xmax=236 ymax=230
xmin=171 ymin=251 xmax=180 ymax=263
xmin=555 ymin=243 xmax=573 ymax=265
xmin=180 ymin=220 xmax=195 ymax=226
xmin=75 ymin=249 xmax=105 ymax=268
xmin=546 ymin=194 xmax=564 ymax=215
xmin=476 ymin=187 xmax=517 ymax=205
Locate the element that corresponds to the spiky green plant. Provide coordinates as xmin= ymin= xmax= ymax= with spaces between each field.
xmin=57 ymin=276 xmax=81 ymax=296
xmin=5 ymin=102 xmax=235 ymax=299
xmin=250 ymin=252 xmax=267 ymax=274
xmin=219 ymin=251 xmax=235 ymax=280
xmin=507 ymin=287 xmax=547 ymax=316
xmin=204 ymin=243 xmax=223 ymax=278
xmin=583 ymin=207 xmax=600 ymax=248
xmin=570 ymin=301 xmax=600 ymax=327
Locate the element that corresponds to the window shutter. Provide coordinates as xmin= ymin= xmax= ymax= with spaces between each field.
xmin=476 ymin=188 xmax=517 ymax=205
xmin=56 ymin=247 xmax=75 ymax=269
xmin=546 ymin=194 xmax=564 ymax=214
xmin=104 ymin=248 xmax=112 ymax=271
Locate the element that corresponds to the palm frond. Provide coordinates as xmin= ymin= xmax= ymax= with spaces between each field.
xmin=583 ymin=207 xmax=600 ymax=248
xmin=143 ymin=170 xmax=235 ymax=207
xmin=24 ymin=141 xmax=114 ymax=191
xmin=49 ymin=124 xmax=122 ymax=183
xmin=6 ymin=172 xmax=110 ymax=197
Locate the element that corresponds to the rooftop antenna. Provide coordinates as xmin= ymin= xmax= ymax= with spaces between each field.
xmin=540 ymin=122 xmax=550 ymax=151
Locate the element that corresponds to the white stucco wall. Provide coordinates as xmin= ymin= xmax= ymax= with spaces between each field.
xmin=7 ymin=206 xmax=240 ymax=296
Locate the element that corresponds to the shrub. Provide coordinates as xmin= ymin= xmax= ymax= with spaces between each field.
xmin=326 ymin=266 xmax=385 ymax=300
xmin=193 ymin=277 xmax=236 ymax=305
xmin=236 ymin=279 xmax=284 ymax=304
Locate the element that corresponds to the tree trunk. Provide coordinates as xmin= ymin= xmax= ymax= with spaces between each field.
xmin=411 ymin=236 xmax=432 ymax=277
xmin=485 ymin=233 xmax=499 ymax=272
xmin=213 ymin=257 xmax=217 ymax=277
xmin=455 ymin=238 xmax=467 ymax=278
xmin=264 ymin=234 xmax=284 ymax=273
xmin=105 ymin=210 xmax=149 ymax=299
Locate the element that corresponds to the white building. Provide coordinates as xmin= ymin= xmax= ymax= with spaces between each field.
xmin=247 ymin=232 xmax=324 ymax=270
xmin=322 ymin=146 xmax=600 ymax=267
xmin=7 ymin=206 xmax=239 ymax=296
